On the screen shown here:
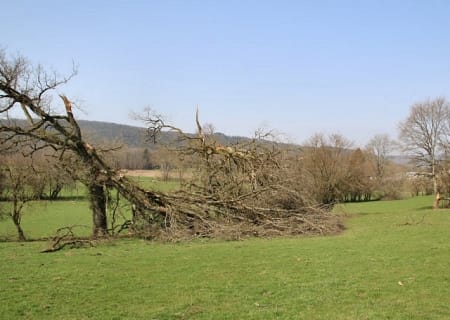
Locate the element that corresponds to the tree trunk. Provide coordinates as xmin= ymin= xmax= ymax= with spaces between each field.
xmin=89 ymin=183 xmax=108 ymax=237
xmin=432 ymin=161 xmax=438 ymax=195
xmin=12 ymin=201 xmax=26 ymax=241
xmin=432 ymin=160 xmax=439 ymax=209
xmin=13 ymin=219 xmax=26 ymax=241
xmin=49 ymin=183 xmax=63 ymax=200
xmin=433 ymin=192 xmax=440 ymax=209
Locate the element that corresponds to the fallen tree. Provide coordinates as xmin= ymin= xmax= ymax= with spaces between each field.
xmin=0 ymin=50 xmax=342 ymax=242
xmin=131 ymin=109 xmax=343 ymax=240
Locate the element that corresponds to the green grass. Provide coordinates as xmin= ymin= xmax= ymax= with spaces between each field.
xmin=0 ymin=177 xmax=178 ymax=240
xmin=1 ymin=196 xmax=450 ymax=319
xmin=128 ymin=176 xmax=181 ymax=192
xmin=0 ymin=200 xmax=93 ymax=240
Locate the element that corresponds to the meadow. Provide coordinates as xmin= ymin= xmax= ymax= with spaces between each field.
xmin=1 ymin=192 xmax=450 ymax=319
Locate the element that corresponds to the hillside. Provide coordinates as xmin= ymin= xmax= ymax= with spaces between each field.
xmin=78 ymin=120 xmax=150 ymax=148
xmin=78 ymin=120 xmax=251 ymax=149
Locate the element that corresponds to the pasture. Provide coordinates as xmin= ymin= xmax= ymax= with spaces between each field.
xmin=1 ymin=195 xmax=449 ymax=319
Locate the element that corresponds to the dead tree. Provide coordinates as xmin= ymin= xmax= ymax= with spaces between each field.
xmin=0 ymin=50 xmax=181 ymax=239
xmin=0 ymin=51 xmax=130 ymax=236
xmin=0 ymin=55 xmax=109 ymax=235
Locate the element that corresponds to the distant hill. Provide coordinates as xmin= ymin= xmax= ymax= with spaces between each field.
xmin=2 ymin=118 xmax=273 ymax=149
xmin=78 ymin=120 xmax=250 ymax=149
xmin=78 ymin=120 xmax=149 ymax=148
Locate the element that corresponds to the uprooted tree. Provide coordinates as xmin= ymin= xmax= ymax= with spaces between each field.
xmin=0 ymin=49 xmax=341 ymax=241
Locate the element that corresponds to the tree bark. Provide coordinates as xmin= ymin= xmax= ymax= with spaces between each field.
xmin=432 ymin=162 xmax=438 ymax=196
xmin=89 ymin=183 xmax=108 ymax=237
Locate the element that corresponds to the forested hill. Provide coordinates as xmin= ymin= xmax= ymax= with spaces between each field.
xmin=78 ymin=120 xmax=149 ymax=148
xmin=78 ymin=120 xmax=247 ymax=149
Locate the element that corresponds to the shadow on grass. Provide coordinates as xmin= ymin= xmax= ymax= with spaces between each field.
xmin=0 ymin=236 xmax=16 ymax=242
xmin=353 ymin=212 xmax=380 ymax=216
xmin=415 ymin=206 xmax=433 ymax=211
xmin=48 ymin=195 xmax=87 ymax=201
xmin=343 ymin=199 xmax=382 ymax=204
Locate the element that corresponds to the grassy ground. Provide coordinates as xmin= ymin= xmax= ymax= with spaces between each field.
xmin=0 ymin=200 xmax=92 ymax=240
xmin=0 ymin=178 xmax=179 ymax=240
xmin=1 ymin=196 xmax=450 ymax=319
xmin=127 ymin=175 xmax=180 ymax=193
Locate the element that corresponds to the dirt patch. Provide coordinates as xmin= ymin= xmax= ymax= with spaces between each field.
xmin=123 ymin=170 xmax=162 ymax=178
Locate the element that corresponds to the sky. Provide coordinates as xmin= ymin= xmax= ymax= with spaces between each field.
xmin=2 ymin=0 xmax=450 ymax=146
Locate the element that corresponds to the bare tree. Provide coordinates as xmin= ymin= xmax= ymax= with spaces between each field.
xmin=301 ymin=133 xmax=352 ymax=206
xmin=44 ymin=159 xmax=76 ymax=200
xmin=399 ymin=98 xmax=449 ymax=207
xmin=0 ymin=50 xmax=114 ymax=235
xmin=366 ymin=134 xmax=394 ymax=182
xmin=0 ymin=155 xmax=39 ymax=241
xmin=153 ymin=146 xmax=177 ymax=181
xmin=345 ymin=148 xmax=374 ymax=201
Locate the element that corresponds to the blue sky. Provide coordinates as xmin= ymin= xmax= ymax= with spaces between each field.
xmin=2 ymin=0 xmax=450 ymax=145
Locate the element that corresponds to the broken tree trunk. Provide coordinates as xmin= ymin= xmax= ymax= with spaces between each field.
xmin=89 ymin=182 xmax=108 ymax=237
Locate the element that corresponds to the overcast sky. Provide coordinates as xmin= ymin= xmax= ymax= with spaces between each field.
xmin=3 ymin=0 xmax=450 ymax=146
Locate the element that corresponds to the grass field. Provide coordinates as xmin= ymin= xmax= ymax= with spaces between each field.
xmin=0 ymin=177 xmax=179 ymax=240
xmin=128 ymin=175 xmax=180 ymax=193
xmin=1 ymin=196 xmax=450 ymax=319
